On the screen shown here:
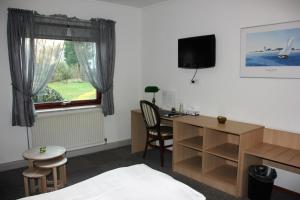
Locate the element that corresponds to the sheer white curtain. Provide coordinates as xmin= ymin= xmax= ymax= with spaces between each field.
xmin=33 ymin=39 xmax=64 ymax=95
xmin=73 ymin=19 xmax=116 ymax=116
xmin=73 ymin=42 xmax=97 ymax=87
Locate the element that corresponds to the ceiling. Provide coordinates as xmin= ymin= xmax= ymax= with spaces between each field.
xmin=97 ymin=0 xmax=169 ymax=8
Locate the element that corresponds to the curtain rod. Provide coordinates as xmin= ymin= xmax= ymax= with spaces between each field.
xmin=34 ymin=14 xmax=91 ymax=23
xmin=8 ymin=8 xmax=116 ymax=24
xmin=34 ymin=13 xmax=116 ymax=24
xmin=34 ymin=21 xmax=92 ymax=29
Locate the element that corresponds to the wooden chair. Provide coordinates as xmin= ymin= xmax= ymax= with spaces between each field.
xmin=140 ymin=100 xmax=173 ymax=167
xmin=35 ymin=156 xmax=67 ymax=191
xmin=23 ymin=167 xmax=51 ymax=196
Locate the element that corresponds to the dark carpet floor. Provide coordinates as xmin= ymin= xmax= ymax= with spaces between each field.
xmin=0 ymin=145 xmax=298 ymax=200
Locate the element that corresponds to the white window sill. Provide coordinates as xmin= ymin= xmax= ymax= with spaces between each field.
xmin=36 ymin=105 xmax=101 ymax=118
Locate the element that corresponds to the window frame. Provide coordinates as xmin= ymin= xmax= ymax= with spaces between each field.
xmin=35 ymin=92 xmax=101 ymax=110
xmin=33 ymin=38 xmax=101 ymax=110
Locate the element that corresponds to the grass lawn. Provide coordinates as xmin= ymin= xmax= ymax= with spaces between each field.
xmin=48 ymin=80 xmax=96 ymax=100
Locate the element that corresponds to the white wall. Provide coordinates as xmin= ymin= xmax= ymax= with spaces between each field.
xmin=142 ymin=0 xmax=300 ymax=193
xmin=1 ymin=0 xmax=300 ymax=193
xmin=0 ymin=0 xmax=142 ymax=164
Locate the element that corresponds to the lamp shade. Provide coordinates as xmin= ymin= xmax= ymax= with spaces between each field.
xmin=145 ymin=86 xmax=159 ymax=93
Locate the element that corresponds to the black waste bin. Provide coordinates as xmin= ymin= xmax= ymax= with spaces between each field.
xmin=248 ymin=165 xmax=277 ymax=200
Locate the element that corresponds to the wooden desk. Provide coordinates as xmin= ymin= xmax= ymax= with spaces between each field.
xmin=131 ymin=109 xmax=300 ymax=197
xmin=131 ymin=109 xmax=175 ymax=153
xmin=131 ymin=109 xmax=264 ymax=197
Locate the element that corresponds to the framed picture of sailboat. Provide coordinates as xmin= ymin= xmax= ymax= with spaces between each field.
xmin=240 ymin=20 xmax=300 ymax=78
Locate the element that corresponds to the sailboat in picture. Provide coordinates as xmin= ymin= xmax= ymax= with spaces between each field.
xmin=278 ymin=36 xmax=295 ymax=59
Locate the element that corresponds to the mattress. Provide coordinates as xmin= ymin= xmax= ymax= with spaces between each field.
xmin=20 ymin=164 xmax=205 ymax=200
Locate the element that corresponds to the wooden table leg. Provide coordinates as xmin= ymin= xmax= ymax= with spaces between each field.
xmin=59 ymin=166 xmax=64 ymax=187
xmin=24 ymin=177 xmax=29 ymax=196
xmin=63 ymin=154 xmax=67 ymax=186
xmin=38 ymin=179 xmax=42 ymax=193
xmin=63 ymin=165 xmax=67 ymax=186
xmin=27 ymin=160 xmax=36 ymax=194
xmin=41 ymin=176 xmax=47 ymax=193
xmin=53 ymin=167 xmax=58 ymax=190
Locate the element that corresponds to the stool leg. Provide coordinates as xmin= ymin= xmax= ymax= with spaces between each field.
xmin=38 ymin=179 xmax=42 ymax=193
xmin=27 ymin=160 xmax=35 ymax=194
xmin=24 ymin=177 xmax=29 ymax=196
xmin=63 ymin=165 xmax=67 ymax=186
xmin=30 ymin=179 xmax=35 ymax=194
xmin=59 ymin=166 xmax=64 ymax=187
xmin=53 ymin=167 xmax=58 ymax=190
xmin=41 ymin=176 xmax=47 ymax=193
xmin=59 ymin=165 xmax=67 ymax=186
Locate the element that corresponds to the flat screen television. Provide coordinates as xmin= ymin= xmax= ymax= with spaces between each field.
xmin=178 ymin=34 xmax=216 ymax=69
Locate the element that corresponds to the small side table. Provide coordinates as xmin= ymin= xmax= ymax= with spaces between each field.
xmin=23 ymin=167 xmax=51 ymax=196
xmin=35 ymin=157 xmax=68 ymax=190
xmin=23 ymin=146 xmax=66 ymax=194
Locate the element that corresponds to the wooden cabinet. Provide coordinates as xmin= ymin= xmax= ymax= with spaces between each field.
xmin=173 ymin=115 xmax=264 ymax=197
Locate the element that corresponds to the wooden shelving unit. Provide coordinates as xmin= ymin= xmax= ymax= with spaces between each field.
xmin=173 ymin=115 xmax=264 ymax=197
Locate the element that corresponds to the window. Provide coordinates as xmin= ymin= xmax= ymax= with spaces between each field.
xmin=33 ymin=39 xmax=100 ymax=109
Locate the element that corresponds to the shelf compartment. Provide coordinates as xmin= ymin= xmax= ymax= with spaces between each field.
xmin=204 ymin=128 xmax=240 ymax=163
xmin=206 ymin=143 xmax=239 ymax=162
xmin=203 ymin=153 xmax=238 ymax=187
xmin=205 ymin=164 xmax=237 ymax=186
xmin=173 ymin=143 xmax=201 ymax=163
xmin=174 ymin=156 xmax=202 ymax=180
xmin=174 ymin=121 xmax=203 ymax=141
xmin=178 ymin=136 xmax=203 ymax=151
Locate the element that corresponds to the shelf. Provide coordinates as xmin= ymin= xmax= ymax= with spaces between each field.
xmin=178 ymin=136 xmax=203 ymax=151
xmin=205 ymin=164 xmax=237 ymax=186
xmin=176 ymin=156 xmax=202 ymax=171
xmin=206 ymin=143 xmax=239 ymax=162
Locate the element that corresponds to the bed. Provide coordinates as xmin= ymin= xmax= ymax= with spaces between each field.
xmin=20 ymin=164 xmax=205 ymax=200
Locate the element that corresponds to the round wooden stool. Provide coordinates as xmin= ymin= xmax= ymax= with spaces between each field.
xmin=23 ymin=167 xmax=51 ymax=196
xmin=35 ymin=157 xmax=68 ymax=191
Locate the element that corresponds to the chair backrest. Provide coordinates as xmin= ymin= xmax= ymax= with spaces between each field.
xmin=140 ymin=100 xmax=161 ymax=130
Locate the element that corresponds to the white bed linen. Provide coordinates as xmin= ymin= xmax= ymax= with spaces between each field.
xmin=20 ymin=164 xmax=205 ymax=200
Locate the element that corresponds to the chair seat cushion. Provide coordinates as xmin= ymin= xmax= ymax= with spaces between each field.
xmin=149 ymin=125 xmax=173 ymax=139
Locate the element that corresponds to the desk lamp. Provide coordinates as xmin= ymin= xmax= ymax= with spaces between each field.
xmin=145 ymin=86 xmax=159 ymax=105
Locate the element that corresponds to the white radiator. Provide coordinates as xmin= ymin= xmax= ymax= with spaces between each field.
xmin=31 ymin=108 xmax=104 ymax=150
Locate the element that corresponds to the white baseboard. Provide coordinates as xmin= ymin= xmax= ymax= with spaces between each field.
xmin=0 ymin=139 xmax=131 ymax=172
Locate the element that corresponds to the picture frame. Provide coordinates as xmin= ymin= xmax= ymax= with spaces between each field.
xmin=240 ymin=20 xmax=300 ymax=78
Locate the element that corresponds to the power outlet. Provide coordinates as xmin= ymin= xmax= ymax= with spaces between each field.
xmin=104 ymin=138 xmax=108 ymax=144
